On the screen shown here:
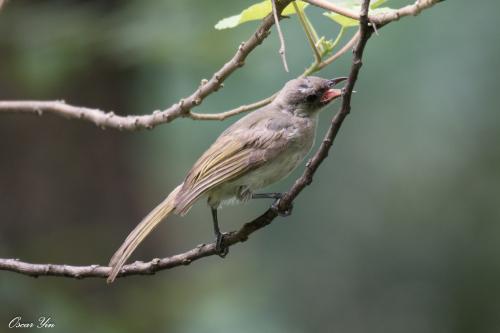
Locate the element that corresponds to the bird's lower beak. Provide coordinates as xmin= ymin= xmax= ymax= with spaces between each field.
xmin=321 ymin=76 xmax=347 ymax=104
xmin=321 ymin=76 xmax=348 ymax=103
xmin=320 ymin=88 xmax=343 ymax=103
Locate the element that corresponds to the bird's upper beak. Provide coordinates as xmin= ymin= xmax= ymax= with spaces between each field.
xmin=320 ymin=77 xmax=348 ymax=103
xmin=328 ymin=77 xmax=348 ymax=87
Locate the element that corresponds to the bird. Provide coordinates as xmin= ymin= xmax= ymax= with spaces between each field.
xmin=107 ymin=75 xmax=346 ymax=283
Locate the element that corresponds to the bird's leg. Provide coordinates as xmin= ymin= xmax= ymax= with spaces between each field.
xmin=251 ymin=192 xmax=283 ymax=199
xmin=211 ymin=207 xmax=228 ymax=258
xmin=252 ymin=192 xmax=293 ymax=217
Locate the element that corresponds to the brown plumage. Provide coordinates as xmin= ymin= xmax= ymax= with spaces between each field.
xmin=107 ymin=76 xmax=346 ymax=283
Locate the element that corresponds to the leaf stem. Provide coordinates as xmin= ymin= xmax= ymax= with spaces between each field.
xmin=330 ymin=26 xmax=346 ymax=52
xmin=302 ymin=26 xmax=351 ymax=76
xmin=293 ymin=1 xmax=321 ymax=63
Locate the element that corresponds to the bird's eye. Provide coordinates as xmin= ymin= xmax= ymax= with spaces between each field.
xmin=306 ymin=94 xmax=317 ymax=103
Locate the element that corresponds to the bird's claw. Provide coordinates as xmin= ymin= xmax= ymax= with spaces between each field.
xmin=271 ymin=199 xmax=293 ymax=217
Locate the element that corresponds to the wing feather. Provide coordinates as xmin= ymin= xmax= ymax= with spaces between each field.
xmin=175 ymin=149 xmax=254 ymax=214
xmin=174 ymin=113 xmax=292 ymax=215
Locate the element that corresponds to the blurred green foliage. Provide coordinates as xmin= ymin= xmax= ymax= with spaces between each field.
xmin=1 ymin=1 xmax=500 ymax=333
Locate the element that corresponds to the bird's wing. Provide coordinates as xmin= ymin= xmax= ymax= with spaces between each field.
xmin=174 ymin=115 xmax=291 ymax=214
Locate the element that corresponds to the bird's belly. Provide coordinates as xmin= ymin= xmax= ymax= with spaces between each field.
xmin=207 ymin=145 xmax=309 ymax=207
xmin=239 ymin=149 xmax=306 ymax=189
xmin=207 ymin=115 xmax=317 ymax=207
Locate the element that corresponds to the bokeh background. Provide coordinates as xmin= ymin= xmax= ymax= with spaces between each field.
xmin=1 ymin=0 xmax=499 ymax=332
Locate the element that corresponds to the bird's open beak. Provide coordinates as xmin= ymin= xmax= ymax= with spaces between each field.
xmin=320 ymin=89 xmax=342 ymax=103
xmin=321 ymin=77 xmax=348 ymax=104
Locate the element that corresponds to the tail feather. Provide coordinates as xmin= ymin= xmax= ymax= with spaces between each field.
xmin=107 ymin=185 xmax=181 ymax=283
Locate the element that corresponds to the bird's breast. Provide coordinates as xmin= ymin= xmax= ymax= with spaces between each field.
xmin=236 ymin=117 xmax=317 ymax=190
xmin=207 ymin=115 xmax=317 ymax=207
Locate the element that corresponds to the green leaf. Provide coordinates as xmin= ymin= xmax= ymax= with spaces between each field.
xmin=323 ymin=0 xmax=392 ymax=28
xmin=372 ymin=0 xmax=387 ymax=7
xmin=324 ymin=12 xmax=357 ymax=28
xmin=215 ymin=0 xmax=309 ymax=30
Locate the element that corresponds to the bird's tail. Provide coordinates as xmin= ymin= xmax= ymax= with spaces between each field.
xmin=107 ymin=185 xmax=181 ymax=283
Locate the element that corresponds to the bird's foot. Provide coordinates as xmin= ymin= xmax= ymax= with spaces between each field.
xmin=215 ymin=233 xmax=229 ymax=258
xmin=271 ymin=199 xmax=293 ymax=217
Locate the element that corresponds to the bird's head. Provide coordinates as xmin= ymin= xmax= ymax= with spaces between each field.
xmin=275 ymin=76 xmax=347 ymax=117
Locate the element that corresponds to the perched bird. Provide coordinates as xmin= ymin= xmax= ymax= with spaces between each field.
xmin=107 ymin=76 xmax=346 ymax=283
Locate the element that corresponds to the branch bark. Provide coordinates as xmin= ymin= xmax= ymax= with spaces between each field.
xmin=0 ymin=0 xmax=294 ymax=131
xmin=304 ymin=0 xmax=443 ymax=26
xmin=0 ymin=0 xmax=443 ymax=279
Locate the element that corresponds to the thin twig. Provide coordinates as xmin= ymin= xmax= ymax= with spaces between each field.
xmin=370 ymin=19 xmax=379 ymax=35
xmin=189 ymin=94 xmax=276 ymax=120
xmin=271 ymin=0 xmax=289 ymax=72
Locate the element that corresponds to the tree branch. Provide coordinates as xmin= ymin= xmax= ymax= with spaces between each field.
xmin=303 ymin=0 xmax=443 ymax=25
xmin=0 ymin=0 xmax=443 ymax=279
xmin=0 ymin=211 xmax=276 ymax=279
xmin=0 ymin=0 xmax=294 ymax=130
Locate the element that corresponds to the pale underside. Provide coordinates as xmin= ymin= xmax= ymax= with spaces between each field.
xmin=173 ymin=107 xmax=318 ymax=215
